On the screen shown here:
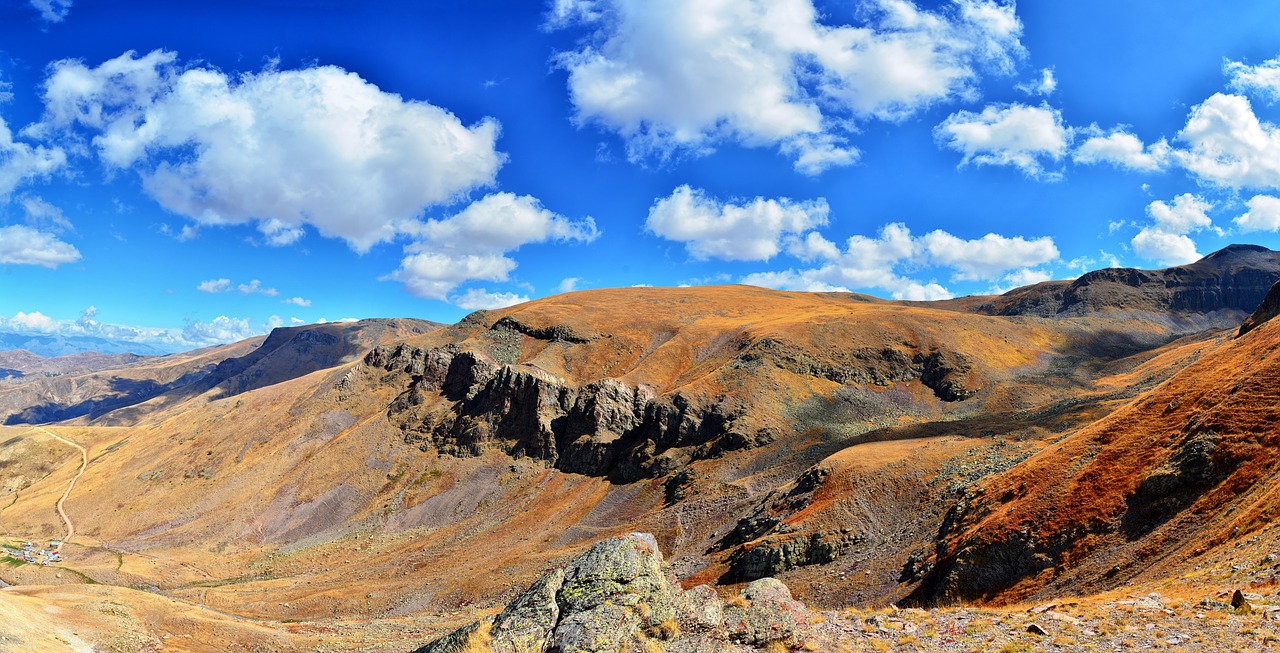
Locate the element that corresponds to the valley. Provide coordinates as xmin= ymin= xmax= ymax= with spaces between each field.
xmin=4 ymin=247 xmax=1280 ymax=651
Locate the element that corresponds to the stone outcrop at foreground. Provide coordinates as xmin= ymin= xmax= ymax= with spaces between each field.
xmin=412 ymin=532 xmax=818 ymax=653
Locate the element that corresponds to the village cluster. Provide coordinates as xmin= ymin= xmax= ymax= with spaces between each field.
xmin=5 ymin=540 xmax=62 ymax=566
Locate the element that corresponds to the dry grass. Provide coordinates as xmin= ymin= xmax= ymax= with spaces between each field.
xmin=459 ymin=620 xmax=492 ymax=653
xmin=649 ymin=618 xmax=680 ymax=640
xmin=763 ymin=641 xmax=789 ymax=653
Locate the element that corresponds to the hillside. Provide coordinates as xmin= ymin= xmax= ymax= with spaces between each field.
xmin=0 ymin=318 xmax=440 ymax=426
xmin=2 ymin=246 xmax=1280 ymax=651
xmin=902 ymin=277 xmax=1280 ymax=606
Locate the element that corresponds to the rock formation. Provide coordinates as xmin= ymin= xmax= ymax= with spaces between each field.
xmin=413 ymin=532 xmax=818 ymax=653
xmin=978 ymin=244 xmax=1280 ymax=318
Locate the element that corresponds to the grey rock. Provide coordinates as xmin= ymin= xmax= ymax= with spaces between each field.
xmin=490 ymin=568 xmax=564 ymax=653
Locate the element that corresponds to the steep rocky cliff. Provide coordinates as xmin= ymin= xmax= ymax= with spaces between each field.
xmin=363 ymin=300 xmax=988 ymax=482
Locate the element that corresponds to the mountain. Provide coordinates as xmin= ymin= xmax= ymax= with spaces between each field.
xmin=3 ymin=246 xmax=1280 ymax=651
xmin=967 ymin=244 xmax=1280 ymax=319
xmin=0 ymin=332 xmax=173 ymax=357
xmin=0 ymin=318 xmax=441 ymax=426
xmin=904 ymin=273 xmax=1280 ymax=606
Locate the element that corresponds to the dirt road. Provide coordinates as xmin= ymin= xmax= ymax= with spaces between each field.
xmin=32 ymin=427 xmax=87 ymax=545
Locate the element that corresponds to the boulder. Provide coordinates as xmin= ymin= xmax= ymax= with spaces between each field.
xmin=414 ymin=532 xmax=819 ymax=653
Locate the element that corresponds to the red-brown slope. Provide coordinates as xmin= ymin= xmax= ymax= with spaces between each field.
xmin=907 ymin=308 xmax=1280 ymax=605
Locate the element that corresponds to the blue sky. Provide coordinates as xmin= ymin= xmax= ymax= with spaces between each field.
xmin=3 ymin=0 xmax=1280 ymax=352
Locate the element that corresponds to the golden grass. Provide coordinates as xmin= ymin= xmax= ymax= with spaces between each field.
xmin=459 ymin=620 xmax=492 ymax=653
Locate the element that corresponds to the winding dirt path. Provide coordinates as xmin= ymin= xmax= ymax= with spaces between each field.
xmin=32 ymin=426 xmax=87 ymax=546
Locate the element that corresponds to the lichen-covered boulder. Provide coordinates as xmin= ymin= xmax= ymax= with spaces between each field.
xmin=490 ymin=568 xmax=564 ymax=653
xmin=724 ymin=578 xmax=813 ymax=646
xmin=413 ymin=533 xmax=819 ymax=653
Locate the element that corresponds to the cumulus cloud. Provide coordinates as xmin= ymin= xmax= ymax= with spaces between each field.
xmin=738 ymin=221 xmax=1057 ymax=300
xmin=36 ymin=50 xmax=505 ymax=252
xmin=196 ymin=278 xmax=279 ymax=296
xmin=386 ymin=192 xmax=598 ymax=300
xmin=0 ymin=224 xmax=80 ymax=268
xmin=0 ymin=307 xmax=264 ymax=351
xmin=1173 ymin=93 xmax=1280 ymax=189
xmin=645 ymin=185 xmax=829 ymax=261
xmin=1073 ymin=127 xmax=1170 ymax=172
xmin=0 ymin=117 xmax=66 ymax=198
xmin=30 ymin=0 xmax=72 ymax=23
xmin=236 ymin=279 xmax=278 ymax=296
xmin=552 ymin=0 xmax=1024 ymax=172
xmin=1146 ymin=193 xmax=1212 ymax=233
xmin=557 ymin=277 xmax=582 ymax=293
xmin=181 ymin=315 xmax=257 ymax=346
xmin=921 ymin=229 xmax=1059 ymax=281
xmin=935 ymin=103 xmax=1071 ymax=179
xmin=1131 ymin=229 xmax=1200 ymax=267
xmin=1234 ymin=194 xmax=1280 ymax=232
xmin=282 ymin=296 xmax=312 ymax=307
xmin=1130 ymin=194 xmax=1214 ymax=266
xmin=197 ymin=278 xmax=231 ymax=293
xmin=450 ymin=288 xmax=530 ymax=310
xmin=1226 ymin=57 xmax=1280 ymax=104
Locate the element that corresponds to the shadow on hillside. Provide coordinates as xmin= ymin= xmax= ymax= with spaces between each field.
xmin=4 ymin=376 xmax=197 ymax=425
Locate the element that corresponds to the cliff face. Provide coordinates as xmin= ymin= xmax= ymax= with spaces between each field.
xmin=366 ymin=342 xmax=764 ymax=481
xmin=362 ymin=295 xmax=993 ymax=482
xmin=1237 ymin=279 xmax=1280 ymax=337
xmin=979 ymin=245 xmax=1280 ymax=318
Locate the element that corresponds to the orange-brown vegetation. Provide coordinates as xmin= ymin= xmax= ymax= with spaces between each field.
xmin=1 ymin=260 xmax=1280 ymax=650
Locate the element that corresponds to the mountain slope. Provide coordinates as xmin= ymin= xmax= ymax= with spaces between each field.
xmin=905 ymin=291 xmax=1280 ymax=606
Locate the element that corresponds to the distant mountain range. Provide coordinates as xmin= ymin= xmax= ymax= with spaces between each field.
xmin=0 ymin=332 xmax=175 ymax=358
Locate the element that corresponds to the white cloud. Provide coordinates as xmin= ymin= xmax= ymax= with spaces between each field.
xmin=1 ymin=310 xmax=58 ymax=332
xmin=1131 ymin=229 xmax=1200 ymax=267
xmin=0 ymin=307 xmax=264 ymax=351
xmin=0 ymin=224 xmax=81 ymax=268
xmin=181 ymin=316 xmax=257 ymax=346
xmin=29 ymin=0 xmax=72 ymax=23
xmin=645 ymin=185 xmax=829 ymax=261
xmin=785 ymin=231 xmax=841 ymax=262
xmin=236 ymin=279 xmax=278 ymax=296
xmin=197 ymin=277 xmax=279 ymax=296
xmin=19 ymin=195 xmax=72 ymax=232
xmin=450 ymin=288 xmax=530 ymax=310
xmin=739 ymin=220 xmax=1059 ymax=300
xmin=557 ymin=277 xmax=582 ymax=293
xmin=922 ymin=229 xmax=1059 ymax=280
xmin=1173 ymin=93 xmax=1280 ymax=189
xmin=385 ymin=192 xmax=598 ymax=301
xmin=1129 ymin=194 xmax=1214 ymax=266
xmin=990 ymin=267 xmax=1052 ymax=293
xmin=1226 ymin=57 xmax=1280 ymax=104
xmin=1016 ymin=68 xmax=1056 ymax=96
xmin=552 ymin=0 xmax=1024 ymax=173
xmin=1146 ymin=193 xmax=1212 ymax=233
xmin=935 ymin=103 xmax=1071 ymax=179
xmin=197 ymin=278 xmax=232 ymax=293
xmin=1234 ymin=194 xmax=1280 ymax=232
xmin=1073 ymin=128 xmax=1170 ymax=172
xmin=282 ymin=296 xmax=312 ymax=307
xmin=36 ymin=50 xmax=505 ymax=252
xmin=0 ymin=117 xmax=66 ymax=198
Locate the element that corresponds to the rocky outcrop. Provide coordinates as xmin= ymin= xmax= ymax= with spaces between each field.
xmin=1237 ymin=280 xmax=1280 ymax=337
xmin=980 ymin=244 xmax=1280 ymax=318
xmin=367 ymin=344 xmax=766 ymax=481
xmin=412 ymin=533 xmax=819 ymax=653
